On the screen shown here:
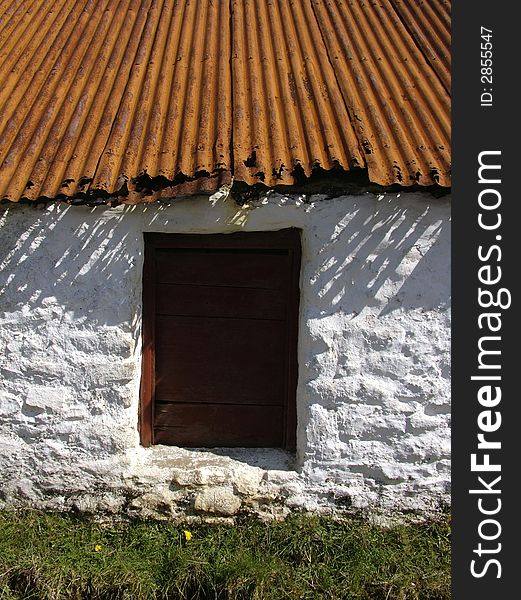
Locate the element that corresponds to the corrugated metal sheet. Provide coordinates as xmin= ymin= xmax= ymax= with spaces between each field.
xmin=231 ymin=0 xmax=364 ymax=187
xmin=0 ymin=0 xmax=233 ymax=203
xmin=390 ymin=0 xmax=451 ymax=94
xmin=310 ymin=0 xmax=450 ymax=187
xmin=0 ymin=0 xmax=450 ymax=203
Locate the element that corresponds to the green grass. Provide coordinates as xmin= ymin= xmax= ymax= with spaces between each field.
xmin=0 ymin=510 xmax=450 ymax=600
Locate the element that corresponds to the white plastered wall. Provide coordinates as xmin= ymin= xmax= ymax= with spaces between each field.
xmin=0 ymin=190 xmax=451 ymax=520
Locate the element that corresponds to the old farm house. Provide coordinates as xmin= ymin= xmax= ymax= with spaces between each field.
xmin=0 ymin=0 xmax=450 ymax=519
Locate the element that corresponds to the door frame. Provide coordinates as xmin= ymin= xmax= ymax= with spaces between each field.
xmin=139 ymin=229 xmax=301 ymax=449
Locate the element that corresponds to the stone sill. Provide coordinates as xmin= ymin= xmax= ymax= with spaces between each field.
xmin=142 ymin=444 xmax=297 ymax=473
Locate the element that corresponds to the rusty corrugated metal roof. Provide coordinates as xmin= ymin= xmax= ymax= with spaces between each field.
xmin=0 ymin=0 xmax=450 ymax=204
xmin=390 ymin=0 xmax=450 ymax=94
xmin=311 ymin=0 xmax=450 ymax=187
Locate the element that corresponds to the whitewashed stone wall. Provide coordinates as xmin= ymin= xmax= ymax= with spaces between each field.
xmin=0 ymin=190 xmax=451 ymax=520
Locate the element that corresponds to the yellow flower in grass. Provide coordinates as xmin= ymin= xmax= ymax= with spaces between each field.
xmin=94 ymin=544 xmax=103 ymax=552
xmin=183 ymin=530 xmax=192 ymax=541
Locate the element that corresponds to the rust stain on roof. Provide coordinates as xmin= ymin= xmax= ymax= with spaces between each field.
xmin=310 ymin=0 xmax=450 ymax=187
xmin=0 ymin=0 xmax=450 ymax=204
xmin=232 ymin=0 xmax=364 ymax=187
xmin=390 ymin=0 xmax=451 ymax=94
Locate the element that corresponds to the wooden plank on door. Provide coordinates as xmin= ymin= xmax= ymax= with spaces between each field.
xmin=155 ymin=249 xmax=290 ymax=289
xmin=154 ymin=403 xmax=284 ymax=447
xmin=155 ymin=315 xmax=286 ymax=405
xmin=155 ymin=283 xmax=286 ymax=320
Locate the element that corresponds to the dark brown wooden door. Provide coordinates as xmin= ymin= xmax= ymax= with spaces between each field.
xmin=140 ymin=230 xmax=301 ymax=449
